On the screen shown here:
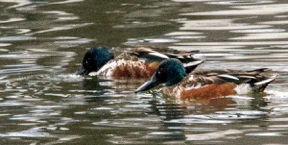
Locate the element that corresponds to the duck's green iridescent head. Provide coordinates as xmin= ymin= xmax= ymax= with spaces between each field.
xmin=135 ymin=59 xmax=187 ymax=92
xmin=76 ymin=47 xmax=114 ymax=75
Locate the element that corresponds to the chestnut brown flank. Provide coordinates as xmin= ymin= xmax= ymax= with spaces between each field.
xmin=180 ymin=83 xmax=237 ymax=100
xmin=112 ymin=62 xmax=158 ymax=78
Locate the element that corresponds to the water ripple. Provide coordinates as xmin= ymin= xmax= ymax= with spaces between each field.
xmin=0 ymin=127 xmax=52 ymax=138
xmin=0 ymin=18 xmax=25 ymax=24
xmin=0 ymin=0 xmax=287 ymax=144
xmin=183 ymin=4 xmax=288 ymax=16
xmin=178 ymin=19 xmax=270 ymax=30
xmin=185 ymin=129 xmax=243 ymax=141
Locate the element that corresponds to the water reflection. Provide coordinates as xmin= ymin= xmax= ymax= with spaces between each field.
xmin=183 ymin=4 xmax=288 ymax=16
xmin=0 ymin=0 xmax=288 ymax=144
xmin=178 ymin=19 xmax=270 ymax=30
xmin=0 ymin=18 xmax=25 ymax=24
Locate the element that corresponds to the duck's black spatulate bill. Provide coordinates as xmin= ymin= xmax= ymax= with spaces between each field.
xmin=135 ymin=74 xmax=161 ymax=93
xmin=76 ymin=66 xmax=89 ymax=75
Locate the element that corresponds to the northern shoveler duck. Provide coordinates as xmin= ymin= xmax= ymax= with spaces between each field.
xmin=76 ymin=46 xmax=204 ymax=78
xmin=135 ymin=59 xmax=277 ymax=100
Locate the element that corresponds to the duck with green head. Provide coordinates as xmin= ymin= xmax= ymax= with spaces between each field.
xmin=135 ymin=59 xmax=277 ymax=100
xmin=76 ymin=46 xmax=204 ymax=78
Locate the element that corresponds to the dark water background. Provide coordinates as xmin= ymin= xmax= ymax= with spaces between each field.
xmin=0 ymin=0 xmax=288 ymax=144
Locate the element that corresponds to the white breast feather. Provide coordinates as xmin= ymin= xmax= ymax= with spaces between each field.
xmin=176 ymin=86 xmax=182 ymax=97
xmin=88 ymin=71 xmax=98 ymax=76
xmin=186 ymin=83 xmax=202 ymax=90
xmin=188 ymin=75 xmax=195 ymax=81
xmin=234 ymin=84 xmax=251 ymax=95
xmin=89 ymin=59 xmax=147 ymax=76
xmin=89 ymin=59 xmax=125 ymax=76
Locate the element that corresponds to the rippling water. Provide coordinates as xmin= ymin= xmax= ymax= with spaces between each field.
xmin=0 ymin=0 xmax=288 ymax=144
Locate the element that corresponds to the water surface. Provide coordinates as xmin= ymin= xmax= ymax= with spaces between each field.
xmin=0 ymin=0 xmax=288 ymax=144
